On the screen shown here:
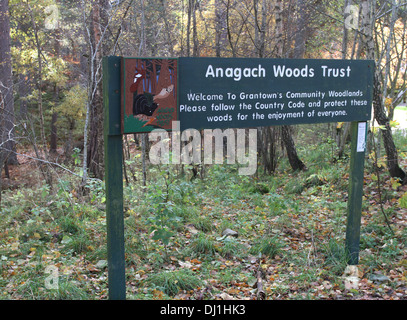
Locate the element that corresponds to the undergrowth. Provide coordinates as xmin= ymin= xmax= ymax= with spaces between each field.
xmin=1 ymin=124 xmax=407 ymax=300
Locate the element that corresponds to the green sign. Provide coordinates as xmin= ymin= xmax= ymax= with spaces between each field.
xmin=108 ymin=56 xmax=373 ymax=300
xmin=121 ymin=57 xmax=373 ymax=133
xmin=178 ymin=57 xmax=374 ymax=131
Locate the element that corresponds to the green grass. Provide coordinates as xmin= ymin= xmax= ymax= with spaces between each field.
xmin=249 ymin=235 xmax=284 ymax=258
xmin=1 ymin=123 xmax=407 ymax=300
xmin=189 ymin=232 xmax=218 ymax=256
xmin=146 ymin=269 xmax=202 ymax=296
xmin=218 ymin=237 xmax=247 ymax=259
xmin=395 ymin=105 xmax=407 ymax=111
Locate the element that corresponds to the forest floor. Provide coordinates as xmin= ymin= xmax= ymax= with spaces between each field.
xmin=0 ymin=124 xmax=407 ymax=301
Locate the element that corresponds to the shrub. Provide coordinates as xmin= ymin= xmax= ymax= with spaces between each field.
xmin=219 ymin=237 xmax=247 ymax=259
xmin=147 ymin=269 xmax=202 ymax=296
xmin=190 ymin=232 xmax=217 ymax=256
xmin=322 ymin=239 xmax=348 ymax=275
xmin=249 ymin=235 xmax=283 ymax=258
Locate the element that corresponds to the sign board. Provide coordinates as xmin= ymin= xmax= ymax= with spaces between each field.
xmin=178 ymin=57 xmax=373 ymax=130
xmin=107 ymin=56 xmax=374 ymax=300
xmin=121 ymin=57 xmax=373 ymax=133
xmin=121 ymin=57 xmax=178 ymax=134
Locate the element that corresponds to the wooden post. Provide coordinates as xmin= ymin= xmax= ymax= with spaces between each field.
xmin=103 ymin=56 xmax=126 ymax=299
xmin=345 ymin=121 xmax=367 ymax=265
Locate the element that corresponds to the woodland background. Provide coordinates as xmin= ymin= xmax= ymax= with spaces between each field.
xmin=0 ymin=0 xmax=407 ymax=300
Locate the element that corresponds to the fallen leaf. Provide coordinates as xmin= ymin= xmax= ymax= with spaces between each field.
xmin=228 ymin=288 xmax=240 ymax=295
xmin=344 ymin=276 xmax=359 ymax=290
xmin=179 ymin=261 xmax=193 ymax=268
xmin=219 ymin=292 xmax=234 ymax=300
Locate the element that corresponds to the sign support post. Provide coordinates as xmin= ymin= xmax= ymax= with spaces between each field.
xmin=103 ymin=56 xmax=126 ymax=299
xmin=345 ymin=121 xmax=368 ymax=265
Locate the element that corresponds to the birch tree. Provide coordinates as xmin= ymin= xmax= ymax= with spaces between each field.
xmin=360 ymin=0 xmax=406 ymax=182
xmin=81 ymin=0 xmax=121 ymax=184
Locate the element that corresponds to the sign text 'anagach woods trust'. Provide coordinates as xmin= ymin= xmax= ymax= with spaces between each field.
xmin=203 ymin=63 xmax=352 ymax=81
xmin=121 ymin=57 xmax=374 ymax=134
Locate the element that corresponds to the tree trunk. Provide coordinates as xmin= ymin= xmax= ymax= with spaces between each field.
xmin=341 ymin=0 xmax=350 ymax=59
xmin=186 ymin=0 xmax=193 ymax=56
xmin=381 ymin=0 xmax=397 ymax=107
xmin=18 ymin=72 xmax=29 ymax=121
xmin=192 ymin=0 xmax=199 ymax=57
xmin=50 ymin=110 xmax=58 ymax=154
xmin=360 ymin=0 xmax=406 ymax=182
xmin=215 ymin=0 xmax=227 ymax=57
xmin=373 ymin=73 xmax=406 ymax=181
xmin=281 ymin=125 xmax=306 ymax=171
xmin=86 ymin=0 xmax=108 ymax=180
xmin=254 ymin=0 xmax=280 ymax=174
xmin=336 ymin=0 xmax=352 ymax=158
xmin=280 ymin=0 xmax=307 ymax=172
xmin=274 ymin=0 xmax=283 ymax=58
xmin=258 ymin=126 xmax=280 ymax=174
xmin=27 ymin=1 xmax=53 ymax=188
xmin=254 ymin=0 xmax=267 ymax=58
xmin=50 ymin=26 xmax=61 ymax=155
xmin=64 ymin=119 xmax=75 ymax=165
xmin=0 ymin=0 xmax=18 ymax=165
xmin=293 ymin=0 xmax=308 ymax=59
xmin=158 ymin=0 xmax=174 ymax=56
xmin=0 ymin=89 xmax=6 ymax=210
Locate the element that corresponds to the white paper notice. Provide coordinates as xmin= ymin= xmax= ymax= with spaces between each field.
xmin=357 ymin=122 xmax=366 ymax=152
